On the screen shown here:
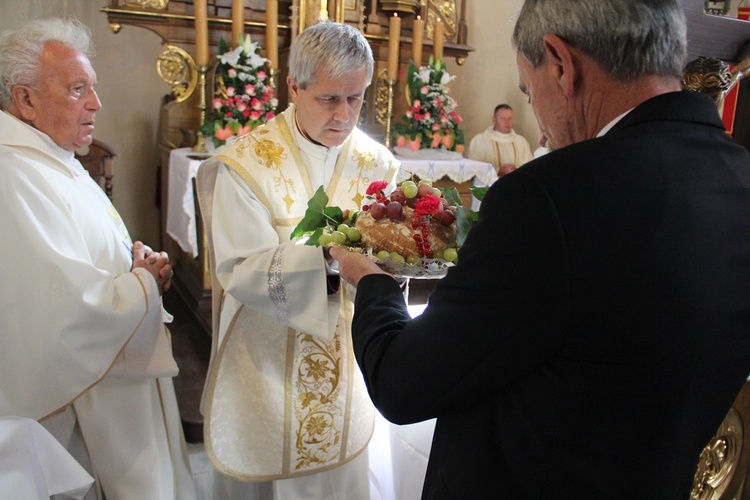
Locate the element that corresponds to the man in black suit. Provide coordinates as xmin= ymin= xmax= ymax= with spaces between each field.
xmin=331 ymin=0 xmax=750 ymax=498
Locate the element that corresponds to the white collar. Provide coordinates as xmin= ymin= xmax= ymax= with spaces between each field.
xmin=597 ymin=108 xmax=633 ymax=137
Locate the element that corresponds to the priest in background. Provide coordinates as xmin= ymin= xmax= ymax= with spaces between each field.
xmin=0 ymin=18 xmax=196 ymax=500
xmin=467 ymin=103 xmax=534 ymax=177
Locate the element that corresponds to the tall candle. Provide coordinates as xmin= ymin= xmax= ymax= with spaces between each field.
xmin=387 ymin=13 xmax=401 ymax=80
xmin=433 ymin=18 xmax=444 ymax=62
xmin=266 ymin=0 xmax=279 ymax=69
xmin=412 ymin=15 xmax=424 ymax=66
xmin=232 ymin=0 xmax=244 ymax=47
xmin=194 ymin=0 xmax=209 ymax=66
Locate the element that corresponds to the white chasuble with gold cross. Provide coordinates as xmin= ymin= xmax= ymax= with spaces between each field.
xmin=201 ymin=105 xmax=399 ymax=481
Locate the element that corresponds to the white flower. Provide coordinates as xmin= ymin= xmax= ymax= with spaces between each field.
xmin=246 ymin=52 xmax=268 ymax=70
xmin=218 ymin=45 xmax=243 ymax=67
xmin=440 ymin=72 xmax=455 ymax=85
xmin=416 ymin=66 xmax=432 ymax=83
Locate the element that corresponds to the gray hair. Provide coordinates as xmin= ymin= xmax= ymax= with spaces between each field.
xmin=288 ymin=21 xmax=373 ymax=89
xmin=512 ymin=0 xmax=687 ymax=81
xmin=0 ymin=18 xmax=94 ymax=108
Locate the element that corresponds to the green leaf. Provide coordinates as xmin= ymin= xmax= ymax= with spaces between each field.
xmin=470 ymin=185 xmax=490 ymax=202
xmin=455 ymin=206 xmax=474 ymax=247
xmin=290 ymin=186 xmax=330 ymax=239
xmin=304 ymin=227 xmax=324 ymax=246
xmin=440 ymin=187 xmax=463 ymax=207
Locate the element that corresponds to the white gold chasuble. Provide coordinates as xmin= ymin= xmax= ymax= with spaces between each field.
xmin=201 ymin=106 xmax=399 ymax=480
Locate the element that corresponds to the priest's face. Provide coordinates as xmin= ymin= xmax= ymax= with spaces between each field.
xmin=22 ymin=42 xmax=102 ymax=151
xmin=492 ymin=108 xmax=514 ymax=134
xmin=288 ymin=65 xmax=368 ymax=147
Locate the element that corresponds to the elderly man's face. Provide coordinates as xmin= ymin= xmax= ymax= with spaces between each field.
xmin=22 ymin=42 xmax=101 ymax=151
xmin=288 ymin=65 xmax=368 ymax=147
xmin=516 ymin=52 xmax=572 ymax=151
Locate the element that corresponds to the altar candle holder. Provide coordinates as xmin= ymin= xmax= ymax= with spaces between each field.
xmin=268 ymin=66 xmax=279 ymax=90
xmin=385 ymin=78 xmax=396 ymax=149
xmin=193 ymin=64 xmax=209 ymax=153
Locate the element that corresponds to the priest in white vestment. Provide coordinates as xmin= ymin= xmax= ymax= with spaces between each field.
xmin=197 ymin=22 xmax=399 ymax=500
xmin=0 ymin=19 xmax=196 ymax=500
xmin=468 ymin=103 xmax=534 ymax=177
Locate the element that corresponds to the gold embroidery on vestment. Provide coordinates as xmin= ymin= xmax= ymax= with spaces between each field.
xmin=252 ymin=138 xmax=296 ymax=212
xmin=293 ymin=332 xmax=343 ymax=469
xmin=349 ymin=149 xmax=378 ymax=208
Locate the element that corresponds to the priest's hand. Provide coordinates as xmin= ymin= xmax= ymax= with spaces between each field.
xmin=132 ymin=241 xmax=173 ymax=294
xmin=497 ymin=163 xmax=516 ymax=177
xmin=329 ymin=246 xmax=392 ymax=288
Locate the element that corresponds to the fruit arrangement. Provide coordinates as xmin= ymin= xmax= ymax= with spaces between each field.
xmin=354 ymin=179 xmax=459 ymax=265
xmin=291 ymin=178 xmax=472 ymax=274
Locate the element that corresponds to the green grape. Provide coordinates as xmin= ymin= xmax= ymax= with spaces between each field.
xmin=418 ymin=178 xmax=433 ymax=186
xmin=318 ymin=233 xmax=333 ymax=247
xmin=331 ymin=230 xmax=347 ymax=245
xmin=401 ymin=180 xmax=418 ymax=199
xmin=443 ymin=247 xmax=458 ymax=262
xmin=337 ymin=223 xmax=350 ymax=232
xmin=406 ymin=255 xmax=420 ymax=265
xmin=346 ymin=227 xmax=361 ymax=242
xmin=389 ymin=252 xmax=405 ymax=267
xmin=432 ymin=250 xmax=444 ymax=260
xmin=376 ymin=250 xmax=390 ymax=261
xmin=432 ymin=187 xmax=442 ymax=197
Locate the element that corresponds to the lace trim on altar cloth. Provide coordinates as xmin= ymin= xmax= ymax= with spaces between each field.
xmin=268 ymin=246 xmax=288 ymax=323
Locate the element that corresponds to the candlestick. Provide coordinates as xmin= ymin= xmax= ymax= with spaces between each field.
xmin=387 ymin=13 xmax=401 ymax=80
xmin=412 ymin=15 xmax=424 ymax=66
xmin=433 ymin=18 xmax=444 ymax=62
xmin=266 ymin=0 xmax=279 ymax=69
xmin=232 ymin=0 xmax=244 ymax=47
xmin=385 ymin=78 xmax=395 ymax=149
xmin=194 ymin=65 xmax=208 ymax=153
xmin=194 ymin=0 xmax=209 ymax=66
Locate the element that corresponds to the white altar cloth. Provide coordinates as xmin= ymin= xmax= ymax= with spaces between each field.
xmin=0 ymin=417 xmax=94 ymax=499
xmin=167 ymin=148 xmax=208 ymax=256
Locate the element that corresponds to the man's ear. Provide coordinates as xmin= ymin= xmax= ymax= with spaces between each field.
xmin=10 ymin=85 xmax=37 ymax=121
xmin=542 ymin=34 xmax=578 ymax=98
xmin=287 ymin=75 xmax=299 ymax=103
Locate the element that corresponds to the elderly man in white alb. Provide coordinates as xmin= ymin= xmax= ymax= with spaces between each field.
xmin=197 ymin=21 xmax=399 ymax=500
xmin=0 ymin=18 xmax=196 ymax=500
xmin=468 ymin=103 xmax=534 ymax=177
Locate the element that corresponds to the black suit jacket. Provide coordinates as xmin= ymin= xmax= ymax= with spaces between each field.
xmin=352 ymin=91 xmax=750 ymax=499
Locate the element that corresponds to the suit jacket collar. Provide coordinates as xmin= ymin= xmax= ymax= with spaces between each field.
xmin=609 ymin=90 xmax=725 ymax=136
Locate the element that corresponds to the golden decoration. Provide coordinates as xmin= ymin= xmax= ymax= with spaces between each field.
xmin=156 ymin=44 xmax=197 ymax=103
xmin=125 ymin=0 xmax=170 ymax=9
xmin=349 ymin=149 xmax=380 ymax=208
xmin=252 ymin=138 xmax=295 ymax=212
xmin=691 ymin=408 xmax=741 ymax=499
xmin=294 ymin=333 xmax=342 ymax=469
xmin=426 ymin=0 xmax=457 ymax=39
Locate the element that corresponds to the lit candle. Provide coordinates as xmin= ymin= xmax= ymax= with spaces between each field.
xmin=232 ymin=0 xmax=244 ymax=47
xmin=412 ymin=15 xmax=424 ymax=66
xmin=194 ymin=0 xmax=209 ymax=66
xmin=433 ymin=18 xmax=444 ymax=62
xmin=266 ymin=0 xmax=279 ymax=69
xmin=387 ymin=13 xmax=401 ymax=80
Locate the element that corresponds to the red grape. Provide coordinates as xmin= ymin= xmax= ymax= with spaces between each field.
xmin=440 ymin=210 xmax=456 ymax=226
xmin=386 ymin=202 xmax=404 ymax=220
xmin=389 ymin=189 xmax=406 ymax=205
xmin=370 ymin=202 xmax=387 ymax=220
